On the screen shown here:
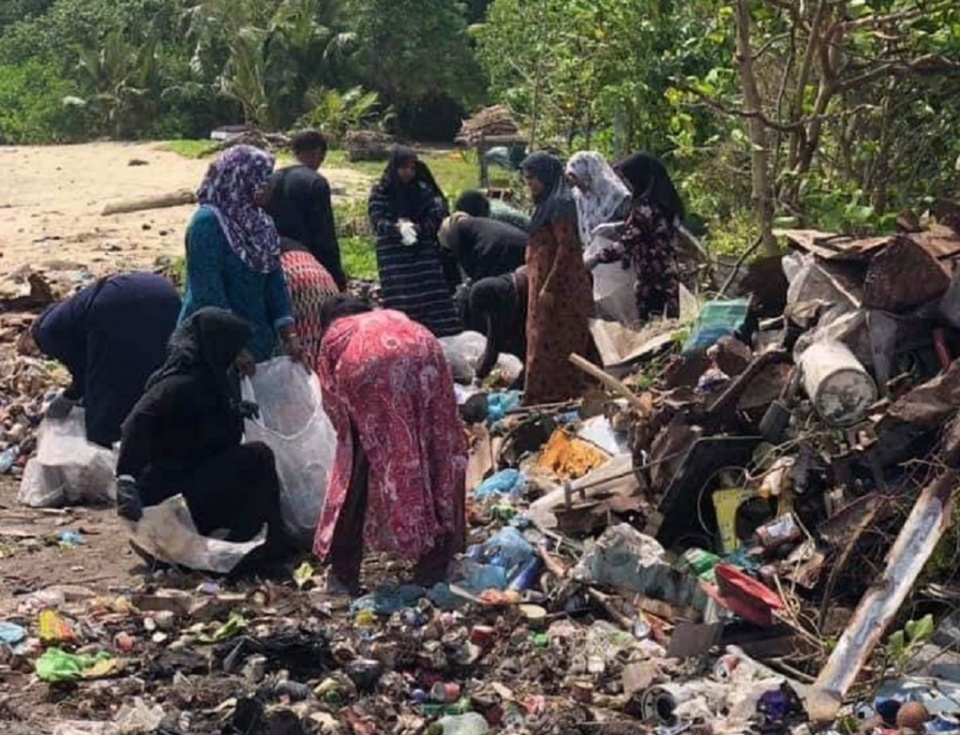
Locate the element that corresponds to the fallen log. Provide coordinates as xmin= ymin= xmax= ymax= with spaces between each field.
xmin=101 ymin=189 xmax=197 ymax=216
xmin=806 ymin=469 xmax=959 ymax=722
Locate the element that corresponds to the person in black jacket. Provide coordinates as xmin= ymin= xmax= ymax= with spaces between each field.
xmin=26 ymin=272 xmax=181 ymax=447
xmin=115 ymin=308 xmax=289 ymax=559
xmin=438 ymin=212 xmax=527 ymax=282
xmin=267 ymin=130 xmax=347 ymax=291
xmin=456 ymin=267 xmax=528 ymax=383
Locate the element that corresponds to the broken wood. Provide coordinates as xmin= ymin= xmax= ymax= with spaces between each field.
xmin=569 ymin=353 xmax=651 ymax=413
xmin=586 ymin=587 xmax=635 ymax=631
xmin=806 ymin=469 xmax=959 ymax=722
xmin=101 ymin=189 xmax=197 ymax=216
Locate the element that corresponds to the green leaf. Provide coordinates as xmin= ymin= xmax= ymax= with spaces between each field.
xmin=293 ymin=560 xmax=315 ymax=590
xmin=905 ymin=615 xmax=935 ymax=645
xmin=886 ymin=629 xmax=907 ymax=661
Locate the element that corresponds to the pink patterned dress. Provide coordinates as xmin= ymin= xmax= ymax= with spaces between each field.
xmin=312 ymin=310 xmax=467 ymax=563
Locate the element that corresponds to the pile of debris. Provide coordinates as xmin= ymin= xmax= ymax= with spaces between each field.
xmin=343 ymin=131 xmax=394 ymax=162
xmin=456 ymin=106 xmax=521 ymax=146
xmin=0 ymin=268 xmax=89 ymax=478
xmin=3 ymin=216 xmax=960 ymax=735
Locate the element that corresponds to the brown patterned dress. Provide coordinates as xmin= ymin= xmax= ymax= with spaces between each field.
xmin=524 ymin=218 xmax=594 ymax=404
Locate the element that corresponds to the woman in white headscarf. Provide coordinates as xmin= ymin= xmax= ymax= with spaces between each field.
xmin=565 ymin=151 xmax=632 ymax=247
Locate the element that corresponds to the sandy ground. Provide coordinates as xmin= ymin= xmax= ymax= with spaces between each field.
xmin=0 ymin=142 xmax=371 ymax=278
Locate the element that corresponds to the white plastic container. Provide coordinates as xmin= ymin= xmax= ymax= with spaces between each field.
xmin=799 ymin=340 xmax=878 ymax=427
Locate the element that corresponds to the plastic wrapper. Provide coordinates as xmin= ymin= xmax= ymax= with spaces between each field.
xmin=241 ymin=358 xmax=336 ymax=549
xmin=18 ymin=409 xmax=117 ymax=508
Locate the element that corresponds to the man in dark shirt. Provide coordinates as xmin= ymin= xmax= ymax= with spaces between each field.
xmin=438 ymin=212 xmax=527 ymax=283
xmin=268 ymin=130 xmax=347 ymax=290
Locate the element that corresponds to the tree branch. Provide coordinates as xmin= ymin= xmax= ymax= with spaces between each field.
xmin=673 ymin=80 xmax=802 ymax=133
xmin=752 ymin=32 xmax=792 ymax=61
xmin=838 ymin=55 xmax=960 ymax=93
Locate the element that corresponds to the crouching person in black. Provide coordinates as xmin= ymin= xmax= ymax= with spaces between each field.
xmin=115 ymin=308 xmax=291 ymax=568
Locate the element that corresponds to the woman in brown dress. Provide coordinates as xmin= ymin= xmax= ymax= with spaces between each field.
xmin=520 ymin=152 xmax=594 ymax=404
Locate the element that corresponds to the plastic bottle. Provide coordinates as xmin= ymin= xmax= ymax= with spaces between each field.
xmin=506 ymin=556 xmax=542 ymax=592
xmin=0 ymin=446 xmax=18 ymax=474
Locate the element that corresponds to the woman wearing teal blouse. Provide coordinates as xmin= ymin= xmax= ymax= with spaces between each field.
xmin=179 ymin=145 xmax=303 ymax=373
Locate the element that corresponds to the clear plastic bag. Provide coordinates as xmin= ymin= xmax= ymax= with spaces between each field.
xmin=438 ymin=331 xmax=524 ymax=385
xmin=584 ymin=235 xmax=639 ymax=325
xmin=241 ymin=358 xmax=336 ymax=550
xmin=18 ymin=409 xmax=117 ymax=508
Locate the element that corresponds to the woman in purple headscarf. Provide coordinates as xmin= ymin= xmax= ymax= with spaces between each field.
xmin=180 ymin=145 xmax=302 ymax=372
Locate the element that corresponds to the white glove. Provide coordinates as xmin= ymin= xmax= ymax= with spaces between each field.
xmin=399 ymin=220 xmax=418 ymax=247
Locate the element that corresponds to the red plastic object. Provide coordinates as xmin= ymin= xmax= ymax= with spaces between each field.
xmin=703 ymin=564 xmax=785 ymax=626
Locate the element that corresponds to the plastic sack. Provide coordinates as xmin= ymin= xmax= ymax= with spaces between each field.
xmin=682 ymin=298 xmax=750 ymax=355
xmin=585 ymin=234 xmax=639 ymax=325
xmin=438 ymin=332 xmax=524 ymax=385
xmin=241 ymin=358 xmax=335 ymax=550
xmin=18 ymin=410 xmax=116 ymax=508
xmin=128 ymin=495 xmax=265 ymax=573
xmin=439 ymin=331 xmax=485 ymax=383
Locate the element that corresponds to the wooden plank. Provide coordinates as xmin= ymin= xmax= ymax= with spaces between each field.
xmin=806 ymin=470 xmax=958 ymax=722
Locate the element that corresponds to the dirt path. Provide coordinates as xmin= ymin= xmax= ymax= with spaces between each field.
xmin=0 ymin=142 xmax=370 ymax=278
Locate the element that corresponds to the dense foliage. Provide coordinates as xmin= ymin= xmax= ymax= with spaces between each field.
xmin=2 ymin=0 xmax=959 ymax=248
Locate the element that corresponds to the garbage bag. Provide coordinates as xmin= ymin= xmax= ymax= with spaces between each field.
xmin=241 ymin=358 xmax=335 ymax=550
xmin=128 ymin=495 xmax=265 ymax=574
xmin=438 ymin=331 xmax=523 ymax=385
xmin=585 ymin=235 xmax=639 ymax=325
xmin=18 ymin=409 xmax=117 ymax=508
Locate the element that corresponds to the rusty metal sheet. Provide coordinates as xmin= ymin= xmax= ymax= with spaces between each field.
xmin=915 ymin=226 xmax=960 ymax=267
xmin=863 ymin=236 xmax=951 ymax=312
xmin=806 ymin=470 xmax=959 ymax=722
xmin=775 ymin=229 xmax=892 ymax=261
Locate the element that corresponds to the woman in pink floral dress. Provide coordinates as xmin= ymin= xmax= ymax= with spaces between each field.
xmin=312 ymin=296 xmax=467 ymax=594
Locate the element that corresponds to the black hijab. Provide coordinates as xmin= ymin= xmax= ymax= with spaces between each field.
xmin=615 ymin=153 xmax=685 ymax=223
xmin=319 ymin=294 xmax=374 ymax=333
xmin=521 ymin=152 xmax=578 ymax=234
xmin=146 ymin=308 xmax=251 ymax=399
xmin=378 ymin=146 xmax=447 ymax=218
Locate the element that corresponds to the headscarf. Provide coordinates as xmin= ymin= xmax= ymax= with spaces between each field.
xmin=197 ymin=145 xmax=281 ymax=274
xmin=521 ymin=152 xmax=579 ymax=235
xmin=378 ymin=146 xmax=447 ymax=218
xmin=566 ymin=151 xmax=632 ymax=246
xmin=146 ymin=308 xmax=251 ymax=399
xmin=319 ymin=294 xmax=374 ymax=333
xmin=615 ymin=152 xmax=686 ymax=224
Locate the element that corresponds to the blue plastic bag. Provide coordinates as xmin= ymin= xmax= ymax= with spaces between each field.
xmin=682 ymin=298 xmax=749 ymax=355
xmin=474 ymin=469 xmax=525 ymax=499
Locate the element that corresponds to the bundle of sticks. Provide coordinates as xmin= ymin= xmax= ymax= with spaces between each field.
xmin=456 ymin=105 xmax=520 ymax=145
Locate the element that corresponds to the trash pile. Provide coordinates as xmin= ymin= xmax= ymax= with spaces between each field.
xmin=343 ymin=131 xmax=395 ymax=163
xmin=0 ymin=268 xmax=89 ymax=479
xmin=3 ymin=218 xmax=960 ymax=735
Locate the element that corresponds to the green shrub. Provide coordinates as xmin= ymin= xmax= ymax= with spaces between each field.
xmin=0 ymin=59 xmax=95 ymax=143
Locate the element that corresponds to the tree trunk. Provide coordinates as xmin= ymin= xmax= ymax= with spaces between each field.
xmin=735 ymin=0 xmax=777 ymax=255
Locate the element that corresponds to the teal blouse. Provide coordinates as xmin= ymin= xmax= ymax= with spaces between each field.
xmin=179 ymin=207 xmax=293 ymax=362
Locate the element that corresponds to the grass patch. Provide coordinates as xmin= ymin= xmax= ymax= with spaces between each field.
xmin=160 ymin=139 xmax=214 ymax=158
xmin=325 ymin=148 xmax=481 ymax=200
xmin=341 ymin=236 xmax=377 ymax=280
